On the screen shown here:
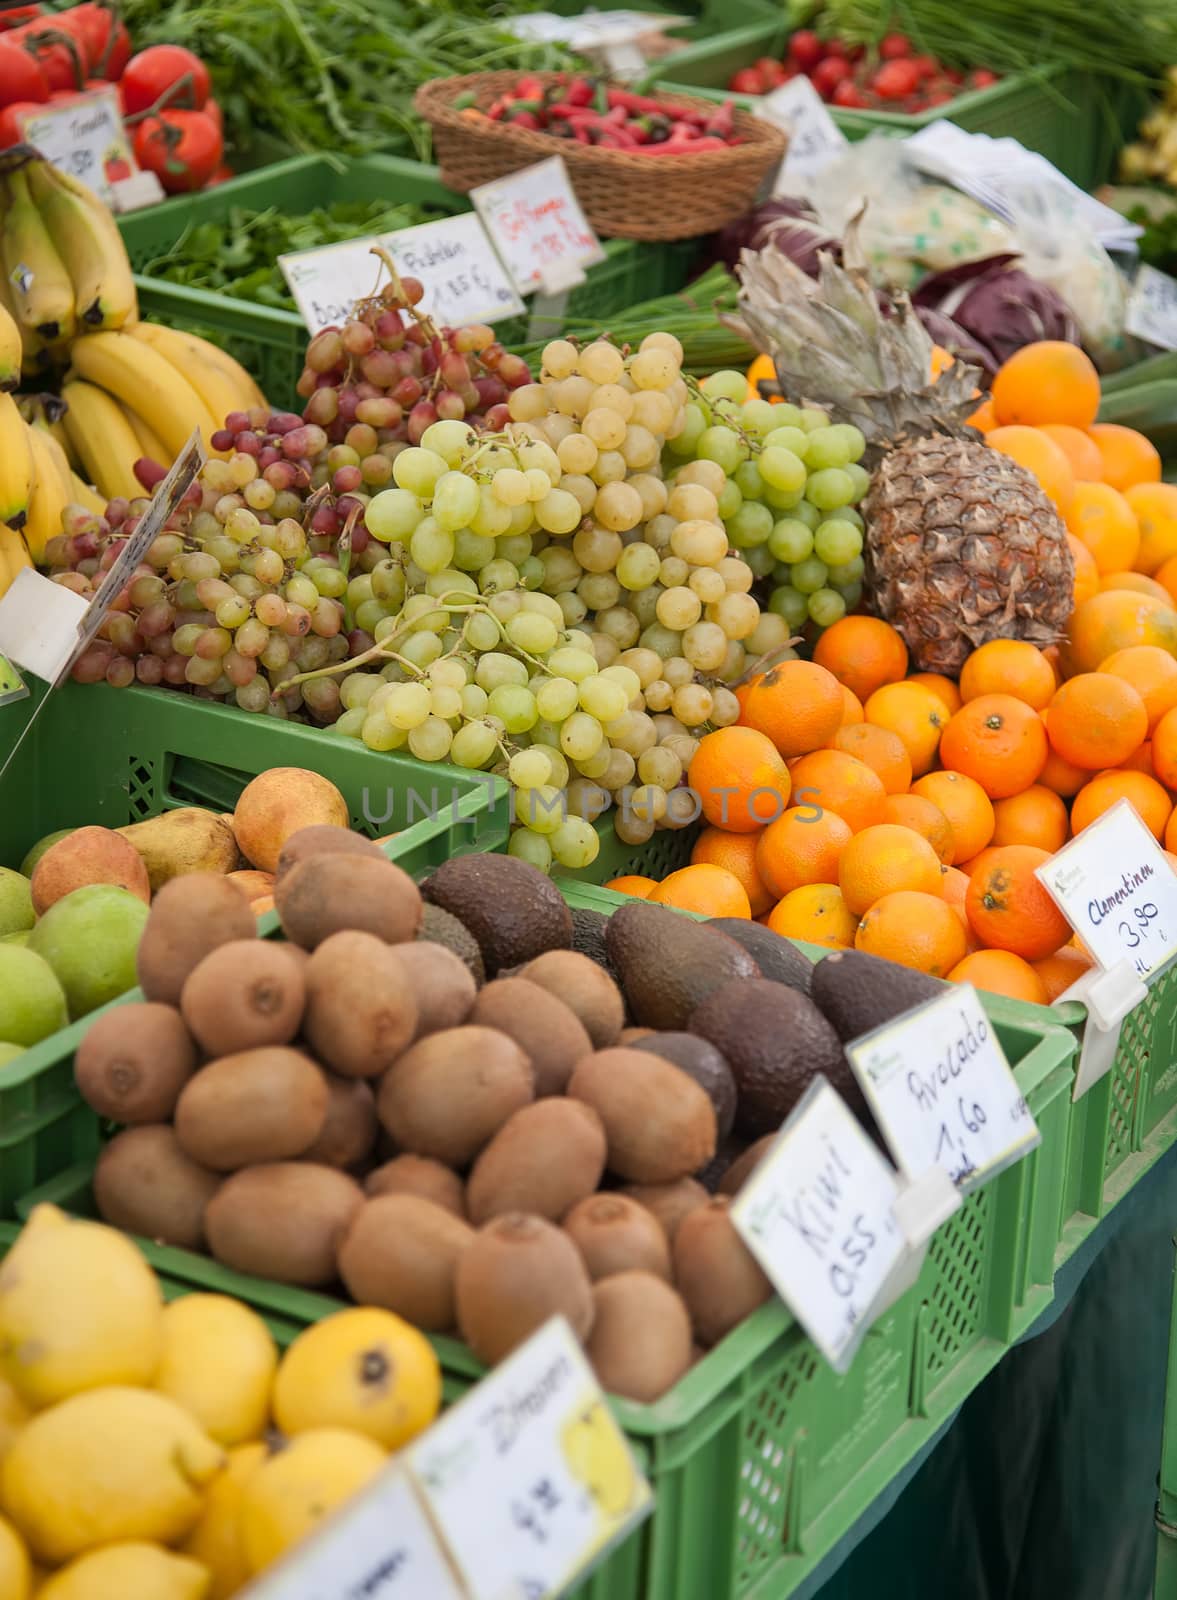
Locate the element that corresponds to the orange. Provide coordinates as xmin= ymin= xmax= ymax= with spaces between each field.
xmin=948 ymin=949 xmax=1049 ymax=1005
xmin=1038 ymin=422 xmax=1103 ymax=482
xmin=940 ymin=866 xmax=981 ymax=951
xmin=828 ymin=723 xmax=912 ymax=794
xmin=1087 ymin=422 xmax=1162 ymax=492
xmin=1067 ymin=533 xmax=1100 ymax=608
xmin=1098 ymin=571 xmax=1172 ymax=602
xmin=956 ymin=845 xmax=1002 ymax=883
xmin=691 ymin=827 xmax=774 ymax=917
xmin=965 ymin=845 xmax=1071 ymax=960
xmin=766 ymin=884 xmax=857 ymax=949
xmin=929 ymin=343 xmax=954 ymax=380
xmin=604 ymin=875 xmax=657 ymax=898
xmin=1071 ymin=768 xmax=1172 ymax=842
xmin=1062 ymin=590 xmax=1177 ymax=675
xmin=745 ymin=352 xmax=779 ymax=403
xmin=1155 ymin=555 xmax=1177 ymax=607
xmin=990 ymin=785 xmax=1069 ymax=852
xmin=991 ymin=341 xmax=1101 ymax=430
xmin=968 ymin=397 xmax=998 ymax=434
xmin=755 ymin=806 xmax=853 ymax=900
xmin=959 ymin=639 xmax=1056 ymax=710
xmin=1122 ymin=741 xmax=1157 ymax=776
xmin=911 ymin=770 xmax=996 ymax=862
xmin=1166 ymin=808 xmax=1177 ymax=853
xmin=840 ymin=685 xmax=865 ymax=726
xmin=738 ymin=658 xmax=844 ymax=759
xmin=1098 ymin=645 xmax=1177 ymax=734
xmin=854 ymin=890 xmax=967 ymax=977
xmin=1034 ymin=946 xmax=1094 ymax=1002
xmin=1126 ymin=482 xmax=1177 ymax=574
xmin=987 ymin=424 xmax=1075 ymax=513
xmin=907 ymin=673 xmax=962 ymax=715
xmin=788 ymin=749 xmax=888 ymax=834
xmin=649 ymin=863 xmax=752 ymax=919
xmin=812 ymin=615 xmax=908 ymax=703
xmin=881 ymin=793 xmax=955 ymax=864
xmin=1064 ymin=481 xmax=1140 ymax=574
xmin=688 ymin=726 xmax=790 ymax=833
xmin=863 ymin=681 xmax=948 ymax=776
xmin=938 ymin=694 xmax=1048 ymax=799
xmin=838 ymin=823 xmax=944 ymax=916
xmin=1154 ymin=706 xmax=1177 ymax=790
xmin=1045 ymin=673 xmax=1148 ymax=770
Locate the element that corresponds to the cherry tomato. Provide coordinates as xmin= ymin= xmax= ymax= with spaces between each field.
xmin=0 ymin=37 xmax=47 ymax=105
xmin=909 ymin=54 xmax=938 ymax=81
xmin=832 ymin=78 xmax=869 ymax=108
xmin=730 ymin=66 xmax=767 ymax=95
xmin=787 ymin=29 xmax=823 ymax=71
xmin=880 ymin=32 xmax=912 ymax=58
xmin=811 ymin=56 xmax=851 ymax=97
xmin=971 ymin=68 xmax=999 ymax=88
xmin=824 ymin=37 xmax=850 ymax=57
xmin=871 ymin=58 xmax=921 ymax=99
xmin=121 ymin=43 xmax=210 ymax=116
xmin=66 ymin=3 xmax=130 ymax=79
xmin=0 ymin=95 xmax=40 ymax=144
xmin=132 ymin=108 xmax=222 ymax=192
xmin=753 ymin=56 xmax=787 ymax=87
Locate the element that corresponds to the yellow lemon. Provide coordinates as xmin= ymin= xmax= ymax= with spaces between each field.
xmin=239 ymin=1428 xmax=386 ymax=1575
xmin=271 ymin=1308 xmax=440 ymax=1450
xmin=561 ymin=1399 xmax=638 ymax=1519
xmin=0 ymin=1515 xmax=30 ymax=1600
xmin=35 ymin=1542 xmax=209 ymax=1600
xmin=155 ymin=1296 xmax=278 ymax=1446
xmin=0 ymin=1381 xmax=28 ymax=1472
xmin=180 ymin=1442 xmax=267 ymax=1600
xmin=2 ymin=1386 xmax=224 ymax=1565
xmin=0 ymin=1206 xmax=161 ymax=1409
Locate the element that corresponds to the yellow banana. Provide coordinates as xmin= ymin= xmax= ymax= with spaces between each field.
xmin=23 ymin=421 xmax=69 ymax=565
xmin=68 ymin=472 xmax=107 ymax=515
xmin=0 ymin=168 xmax=75 ymax=343
xmin=60 ymin=379 xmax=143 ymax=502
xmin=26 ymin=158 xmax=137 ymax=332
xmin=0 ymin=392 xmax=32 ymax=530
xmin=0 ymin=299 xmax=19 ymax=392
xmin=118 ymin=398 xmax=171 ymax=466
xmin=32 ymin=416 xmax=74 ymax=501
xmin=0 ymin=524 xmax=32 ymax=599
xmin=0 ymin=247 xmax=45 ymax=377
xmin=126 ymin=320 xmax=267 ymax=415
xmin=68 ymin=330 xmax=217 ymax=456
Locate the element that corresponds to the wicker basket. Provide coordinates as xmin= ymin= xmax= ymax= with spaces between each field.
xmin=414 ymin=72 xmax=786 ymax=242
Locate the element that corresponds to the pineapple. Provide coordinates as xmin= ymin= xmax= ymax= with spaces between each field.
xmin=730 ymin=243 xmax=1074 ymax=675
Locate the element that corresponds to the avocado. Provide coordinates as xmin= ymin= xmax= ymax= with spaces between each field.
xmin=570 ymin=907 xmax=619 ymax=983
xmin=631 ymin=1032 xmax=737 ymax=1141
xmin=418 ymin=903 xmax=485 ymax=986
xmin=708 ymin=919 xmax=814 ymax=993
xmin=810 ymin=949 xmax=946 ymax=1043
xmin=421 ymin=855 xmax=572 ymax=976
xmin=605 ymin=901 xmax=760 ymax=1031
xmin=694 ymin=1130 xmax=748 ymax=1193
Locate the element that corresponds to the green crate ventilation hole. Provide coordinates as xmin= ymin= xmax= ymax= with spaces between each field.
xmin=127 ymin=757 xmax=156 ymax=820
xmin=1108 ymin=1016 xmax=1142 ymax=1172
xmin=919 ymin=1189 xmax=991 ymax=1392
xmin=737 ymin=1344 xmax=820 ymax=1581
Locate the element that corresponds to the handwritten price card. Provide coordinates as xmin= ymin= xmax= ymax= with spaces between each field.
xmin=731 ymin=1078 xmax=906 ymax=1372
xmin=407 ymin=1317 xmax=652 ymax=1600
xmin=1124 ymin=264 xmax=1177 ymax=352
xmin=847 ymin=984 xmax=1039 ymax=1193
xmin=758 ymin=76 xmax=846 ymax=194
xmin=17 ymin=87 xmax=134 ymax=203
xmin=1037 ymin=798 xmax=1177 ymax=982
xmin=471 ymin=158 xmax=605 ymax=296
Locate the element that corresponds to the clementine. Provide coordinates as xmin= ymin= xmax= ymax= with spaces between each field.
xmin=812 ymin=615 xmax=909 ymax=703
xmin=766 ymin=884 xmax=858 ymax=949
xmin=688 ymin=726 xmax=791 ymax=833
xmin=738 ymin=658 xmax=844 ymax=759
xmin=965 ymin=844 xmax=1071 ymax=960
xmin=838 ymin=823 xmax=944 ymax=916
xmin=911 ymin=769 xmax=996 ymax=861
xmin=938 ymin=694 xmax=1049 ymax=799
xmin=958 ymin=639 xmax=1056 ymax=710
xmin=854 ymin=890 xmax=967 ymax=977
xmin=948 ymin=949 xmax=1049 ymax=1005
xmin=989 ymin=785 xmax=1069 ymax=852
xmin=755 ymin=806 xmax=854 ymax=900
xmin=788 ymin=749 xmax=888 ymax=834
xmin=863 ymin=681 xmax=948 ymax=776
xmin=991 ymin=342 xmax=1101 ymax=430
xmin=691 ymin=827 xmax=774 ymax=917
xmin=648 ymin=864 xmax=752 ymax=919
xmin=1045 ymin=673 xmax=1148 ymax=770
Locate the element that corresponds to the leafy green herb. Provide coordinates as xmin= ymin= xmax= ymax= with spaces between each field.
xmin=1130 ymin=203 xmax=1177 ymax=274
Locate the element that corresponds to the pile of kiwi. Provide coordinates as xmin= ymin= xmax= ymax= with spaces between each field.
xmin=74 ymin=832 xmax=942 ymax=1405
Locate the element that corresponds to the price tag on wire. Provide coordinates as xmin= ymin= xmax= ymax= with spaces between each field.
xmin=16 ymin=86 xmax=136 ymax=203
xmin=846 ymin=984 xmax=1040 ymax=1193
xmin=471 ymin=157 xmax=605 ymax=298
xmin=1124 ymin=264 xmax=1177 ymax=352
xmin=407 ymin=1316 xmax=652 ymax=1600
xmin=757 ymin=75 xmax=846 ymax=195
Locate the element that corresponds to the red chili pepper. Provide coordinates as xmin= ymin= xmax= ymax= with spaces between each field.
xmin=508 ymin=109 xmax=542 ymax=129
xmin=572 ymin=124 xmax=591 ymax=143
xmin=606 ymin=86 xmax=673 ymax=116
xmin=605 ymin=103 xmax=628 ymax=125
xmin=566 ymin=77 xmax=594 ymax=106
xmin=547 ymin=103 xmax=599 ymax=121
xmin=637 ymin=134 xmax=727 ymax=154
xmin=704 ymin=98 xmax=735 ymax=139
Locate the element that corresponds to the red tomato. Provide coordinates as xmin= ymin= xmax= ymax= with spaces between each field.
xmin=729 ymin=66 xmax=767 ymax=95
xmin=871 ymin=58 xmax=921 ymax=99
xmin=910 ymin=54 xmax=939 ymax=80
xmin=0 ymin=6 xmax=41 ymax=33
xmin=203 ymin=95 xmax=222 ymax=136
xmin=206 ymin=162 xmax=235 ymax=186
xmin=132 ymin=108 xmax=222 ymax=192
xmin=0 ymin=37 xmax=47 ymax=105
xmin=12 ymin=20 xmax=87 ymax=91
xmin=0 ymin=96 xmax=40 ymax=145
xmin=823 ymin=37 xmax=850 ymax=57
xmin=811 ymin=56 xmax=851 ymax=97
xmin=880 ymin=32 xmax=911 ymax=58
xmin=121 ymin=44 xmax=210 ymax=116
xmin=971 ymin=68 xmax=999 ymax=88
xmin=832 ymin=78 xmax=869 ymax=108
xmin=66 ymin=3 xmax=130 ymax=79
xmin=787 ymin=29 xmax=823 ymax=70
xmin=753 ymin=56 xmax=787 ymax=87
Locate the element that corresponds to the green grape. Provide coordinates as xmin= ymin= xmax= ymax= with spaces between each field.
xmin=790 ymin=557 xmax=829 ymax=595
xmin=522 ymin=590 xmax=565 ymax=625
xmin=420 ymin=418 xmax=474 ymax=464
xmin=716 ymin=477 xmax=742 ymax=520
xmin=497 ymin=532 xmax=533 ymax=565
xmin=550 ymin=816 xmax=601 ymax=869
xmin=813 ymin=519 xmax=864 ymax=566
xmin=638 ymin=623 xmax=681 ymax=660
xmin=334 ymin=707 xmax=366 ymax=739
xmin=840 ymin=506 xmax=865 ymax=532
xmin=488 ymin=684 xmax=538 ymax=734
xmin=799 ymin=407 xmax=830 ymax=432
xmin=518 ymin=557 xmax=546 ymax=590
xmin=574 ymin=743 xmax=612 ymax=780
xmin=578 ymin=675 xmax=629 ymax=722
xmin=352 ymin=599 xmax=387 ymax=635
xmin=827 ymin=554 xmax=865 ymax=586
xmin=470 ymin=486 xmax=513 ymax=539
xmin=453 ymin=530 xmax=496 ymax=572
xmin=366 ymin=487 xmax=423 ymax=543
xmin=361 ymin=714 xmax=406 ymax=751
xmin=743 ymin=543 xmax=776 ymax=578
xmin=739 ymin=398 xmax=781 ymax=438
xmin=392 ymin=446 xmax=448 ymax=498
xmin=791 ymin=499 xmax=822 ymax=530
xmin=837 ymin=580 xmax=864 ymax=611
xmin=535 ymin=489 xmax=582 ymax=536
xmin=341 ymin=673 xmax=381 ymax=711
xmin=768 ymin=401 xmax=804 ymax=428
xmin=371 ymin=562 xmax=406 ymax=603
xmin=700 ymin=370 xmax=748 ymax=404
xmin=429 ymin=684 xmax=463 ymax=720
xmin=547 ymin=646 xmax=598 ymax=682
xmin=808 ymin=588 xmax=848 ymax=627
xmin=805 ymin=430 xmax=852 ymax=470
xmin=480 ymin=558 xmax=520 ymax=594
xmin=509 ymin=748 xmax=552 ymax=789
xmin=399 ymin=631 xmax=443 ymax=670
xmin=616 ymin=542 xmax=661 ymax=592
xmin=451 ymin=719 xmax=499 ymax=768
xmin=465 ymin=611 xmax=502 ymax=653
xmin=828 ymin=423 xmax=867 ymax=463
xmin=769 ymin=584 xmax=809 ymax=628
xmin=666 ymin=402 xmax=707 ymax=457
xmin=806 ymin=468 xmax=856 ymax=512
xmin=769 ymin=518 xmax=814 ymax=563
xmin=697 ymin=425 xmax=748 ymax=475
xmin=475 ymin=651 xmax=529 ymax=692
xmin=734 ymin=460 xmax=765 ymax=500
xmin=758 ymin=445 xmax=808 ymax=494
xmin=762 ymin=481 xmax=804 ymax=512
xmin=410 ymin=518 xmax=455 ymax=574
xmin=846 ymin=463 xmax=871 ymax=500
xmin=347 ymin=574 xmax=374 ymax=607
xmin=536 ymin=676 xmax=579 ymax=721
xmin=312 ymin=566 xmax=347 ymax=599
xmin=385 ymin=681 xmax=432 ymax=729
xmin=726 ymin=500 xmax=774 ymax=549
xmin=505 ymin=611 xmax=560 ymax=655
xmin=507 ymin=828 xmax=553 ymax=872
xmin=488 ymin=590 xmax=523 ymax=624
xmin=763 ymin=425 xmax=809 ymax=458
xmin=432 ymin=470 xmax=480 ymax=532
xmin=460 ymin=684 xmax=489 ymax=719
xmin=599 ymin=662 xmax=640 ymax=699
xmin=514 ymin=784 xmax=565 ymax=835
xmin=215 ymin=595 xmax=250 ymax=629
xmin=408 ymin=716 xmax=455 ymax=761
xmin=560 ymin=711 xmax=604 ymax=762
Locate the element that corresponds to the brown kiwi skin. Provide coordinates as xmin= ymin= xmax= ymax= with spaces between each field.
xmin=136 ymin=873 xmax=256 ymax=1005
xmin=567 ymin=1048 xmax=717 ymax=1184
xmin=302 ymin=930 xmax=418 ymax=1078
xmin=376 ymin=1026 xmax=533 ymax=1168
xmin=517 ymin=951 xmax=625 ymax=1049
xmin=718 ymin=1135 xmax=776 ymax=1197
xmin=673 ymin=1197 xmax=773 ymax=1347
xmin=621 ymin=1178 xmax=710 ymax=1245
xmin=337 ymin=1194 xmax=475 ymax=1331
xmin=563 ymin=1193 xmax=672 ymax=1283
xmin=74 ymin=1002 xmax=197 ymax=1123
xmin=93 ymin=1125 xmax=220 ymax=1250
xmin=587 ymin=1271 xmax=693 ymax=1402
xmin=174 ymin=1047 xmax=329 ymax=1171
xmin=365 ymin=1155 xmax=466 ymax=1218
xmin=387 ymin=942 xmax=477 ymax=1041
xmin=466 ymin=1100 xmax=606 ymax=1226
xmin=275 ymin=853 xmax=422 ymax=950
xmin=205 ymin=1162 xmax=364 ymax=1286
xmin=302 ymin=1075 xmax=379 ymax=1171
xmin=179 ymin=940 xmax=306 ymax=1056
xmin=274 ymin=825 xmax=384 ymax=888
xmin=469 ymin=978 xmax=592 ymax=1098
xmin=455 ymin=1212 xmax=594 ymax=1365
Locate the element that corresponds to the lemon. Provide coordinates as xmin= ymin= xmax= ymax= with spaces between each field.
xmin=561 ymin=1399 xmax=638 ymax=1519
xmin=239 ymin=1428 xmax=386 ymax=1575
xmin=271 ymin=1308 xmax=441 ymax=1450
xmin=2 ymin=1386 xmax=224 ymax=1565
xmin=155 ymin=1296 xmax=278 ymax=1447
xmin=0 ymin=1515 xmax=30 ymax=1600
xmin=35 ymin=1542 xmax=210 ymax=1600
xmin=0 ymin=1381 xmax=29 ymax=1472
xmin=0 ymin=1206 xmax=162 ymax=1409
xmin=180 ymin=1442 xmax=267 ymax=1600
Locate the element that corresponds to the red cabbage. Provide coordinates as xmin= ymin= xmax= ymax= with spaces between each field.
xmin=715 ymin=199 xmax=839 ymax=280
xmin=912 ymin=256 xmax=1080 ymax=369
xmin=915 ymin=307 xmax=999 ymax=380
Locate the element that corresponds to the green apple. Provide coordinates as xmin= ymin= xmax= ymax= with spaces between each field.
xmin=28 ymin=884 xmax=150 ymax=1020
xmin=0 ymin=946 xmax=68 ymax=1046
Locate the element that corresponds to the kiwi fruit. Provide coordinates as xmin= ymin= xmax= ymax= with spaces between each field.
xmin=274 ymin=825 xmax=384 ymax=888
xmin=387 ymin=942 xmax=477 ymax=1040
xmin=709 ymin=919 xmax=814 ymax=993
xmin=205 ymin=1162 xmax=364 ymax=1286
xmin=719 ymin=1135 xmax=776 ymax=1197
xmin=337 ymin=1194 xmax=474 ymax=1330
xmin=586 ymin=1271 xmax=692 ymax=1402
xmin=455 ymin=1213 xmax=594 ymax=1365
xmin=563 ymin=1194 xmax=672 ymax=1282
xmin=631 ymin=1032 xmax=737 ymax=1141
xmin=302 ymin=930 xmax=418 ymax=1078
xmin=673 ymin=1197 xmax=773 ymax=1347
xmin=74 ymin=1002 xmax=197 ymax=1123
xmin=174 ymin=1046 xmax=329 ymax=1171
xmin=622 ymin=1178 xmax=709 ymax=1244
xmin=418 ymin=904 xmax=484 ymax=985
xmin=376 ymin=1026 xmax=533 ymax=1167
xmin=179 ymin=940 xmax=305 ymax=1056
xmin=93 ymin=1125 xmax=220 ymax=1250
xmin=422 ymin=855 xmax=572 ymax=976
xmin=302 ymin=1075 xmax=379 ymax=1170
xmin=276 ymin=853 xmax=422 ymax=949
xmin=568 ymin=1048 xmax=716 ymax=1184
xmin=517 ymin=951 xmax=624 ymax=1048
xmin=605 ymin=900 xmax=760 ymax=1030
xmin=469 ymin=978 xmax=591 ymax=1098
xmin=365 ymin=1155 xmax=466 ymax=1217
xmin=466 ymin=1100 xmax=606 ymax=1225
xmin=136 ymin=873 xmax=256 ymax=1004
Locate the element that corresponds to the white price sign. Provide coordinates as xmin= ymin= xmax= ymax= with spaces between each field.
xmin=848 ymin=984 xmax=1039 ymax=1192
xmin=731 ymin=1078 xmax=907 ymax=1372
xmin=280 ymin=213 xmax=524 ymax=337
xmin=17 ymin=87 xmax=135 ymax=203
xmin=757 ymin=76 xmax=846 ymax=194
xmin=1124 ymin=264 xmax=1177 ymax=352
xmin=1037 ymin=798 xmax=1177 ymax=983
xmin=472 ymin=158 xmax=605 ymax=297
xmin=408 ymin=1317 xmax=652 ymax=1600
